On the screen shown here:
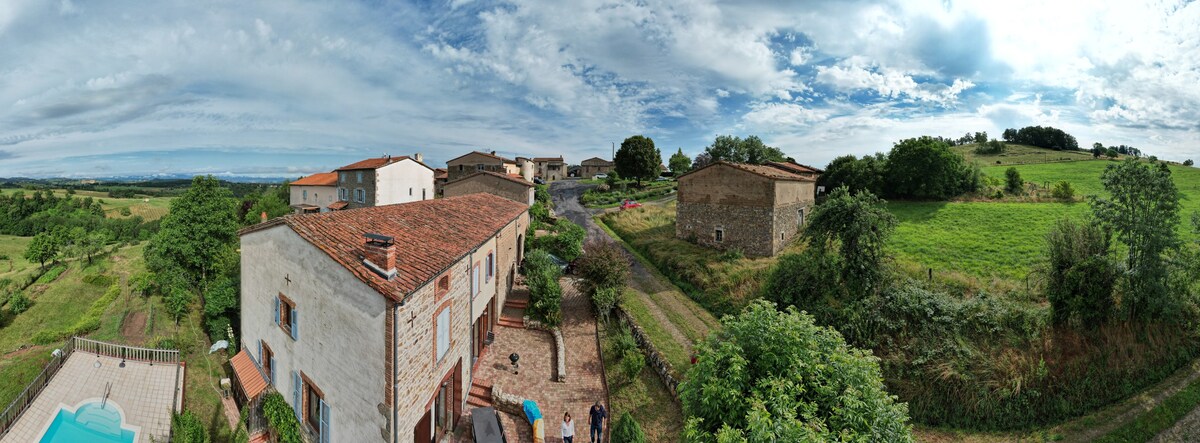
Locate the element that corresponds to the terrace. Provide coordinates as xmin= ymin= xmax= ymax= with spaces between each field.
xmin=0 ymin=338 xmax=184 ymax=443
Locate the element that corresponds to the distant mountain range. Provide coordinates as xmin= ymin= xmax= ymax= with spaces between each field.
xmin=0 ymin=173 xmax=294 ymax=184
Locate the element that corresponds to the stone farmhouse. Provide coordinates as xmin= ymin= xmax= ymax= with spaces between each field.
xmin=432 ymin=168 xmax=448 ymax=196
xmin=334 ymin=155 xmax=435 ymax=210
xmin=530 ymin=156 xmax=566 ymax=182
xmin=446 ymin=151 xmax=519 ymax=182
xmin=580 ymin=157 xmax=613 ymax=178
xmin=236 ymin=193 xmax=530 ymax=443
xmin=290 ymin=172 xmax=339 ymax=213
xmin=675 ymin=161 xmax=818 ymax=257
xmin=443 ymin=171 xmax=535 ymax=206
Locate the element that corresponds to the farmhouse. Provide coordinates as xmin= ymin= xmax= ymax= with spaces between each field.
xmin=432 ymin=168 xmax=448 ymax=196
xmin=290 ymin=172 xmax=338 ymax=213
xmin=675 ymin=161 xmax=817 ymax=257
xmin=235 ymin=194 xmax=529 ymax=443
xmin=580 ymin=157 xmax=613 ymax=177
xmin=334 ymin=155 xmax=435 ymax=210
xmin=442 ymin=171 xmax=535 ymax=206
xmin=531 ymin=156 xmax=566 ymax=181
xmin=446 ymin=151 xmax=520 ymax=181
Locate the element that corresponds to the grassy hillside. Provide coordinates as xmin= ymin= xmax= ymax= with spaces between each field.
xmin=0 ymin=188 xmax=173 ymax=221
xmin=955 ymin=143 xmax=1095 ymax=166
xmin=0 ymin=235 xmax=35 ymax=282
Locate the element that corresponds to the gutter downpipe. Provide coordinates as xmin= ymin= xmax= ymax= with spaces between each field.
xmin=393 ymin=301 xmax=400 ymax=443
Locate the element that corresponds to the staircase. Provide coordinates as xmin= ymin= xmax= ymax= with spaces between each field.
xmin=467 ymin=379 xmax=493 ymax=408
xmin=499 ymin=297 xmax=528 ymax=329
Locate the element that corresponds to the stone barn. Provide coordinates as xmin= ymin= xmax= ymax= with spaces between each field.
xmin=675 ymin=161 xmax=817 ymax=257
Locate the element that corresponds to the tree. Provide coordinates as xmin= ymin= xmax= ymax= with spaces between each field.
xmin=171 ymin=411 xmax=211 ymax=443
xmin=1004 ymin=126 xmax=1080 ymax=150
xmin=680 ymin=301 xmax=912 ymax=442
xmin=23 ymin=231 xmax=59 ymax=270
xmin=668 ymin=148 xmax=692 ymax=175
xmin=1045 ymin=219 xmax=1116 ymax=326
xmin=804 ymin=187 xmax=897 ymax=295
xmin=145 ymin=175 xmax=239 ymax=287
xmin=611 ymin=412 xmax=646 ymax=443
xmin=203 ymin=276 xmax=239 ymax=341
xmin=1052 ymin=181 xmax=1075 ymax=200
xmin=817 ymin=153 xmax=887 ymax=197
xmin=974 ymin=131 xmax=988 ymax=144
xmin=885 ymin=136 xmax=974 ymax=199
xmin=574 ymin=241 xmax=630 ymax=297
xmin=1106 ymin=148 xmax=1118 ymax=159
xmin=243 ymin=193 xmax=290 ymax=225
xmin=1004 ymin=167 xmax=1024 ymax=194
xmin=1091 ymin=159 xmax=1181 ymax=319
xmin=1185 ymin=159 xmax=1194 ymax=167
xmin=1002 ymin=128 xmax=1017 ymax=142
xmin=614 ymin=135 xmax=661 ymax=185
xmin=701 ymin=135 xmax=786 ymax=165
xmin=690 ymin=152 xmax=712 ymax=170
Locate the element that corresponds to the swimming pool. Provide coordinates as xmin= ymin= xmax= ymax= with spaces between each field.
xmin=38 ymin=401 xmax=137 ymax=443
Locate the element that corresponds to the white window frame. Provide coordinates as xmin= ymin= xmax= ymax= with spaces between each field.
xmin=435 ymin=308 xmax=450 ymax=361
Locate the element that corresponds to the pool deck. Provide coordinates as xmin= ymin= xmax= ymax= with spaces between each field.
xmin=0 ymin=352 xmax=183 ymax=443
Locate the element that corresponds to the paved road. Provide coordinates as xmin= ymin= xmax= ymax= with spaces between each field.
xmin=549 ymin=180 xmax=607 ymax=242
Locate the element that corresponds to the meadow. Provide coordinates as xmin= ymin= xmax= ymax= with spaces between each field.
xmin=953 ymin=143 xmax=1095 ymax=166
xmin=0 ymin=188 xmax=174 ymax=221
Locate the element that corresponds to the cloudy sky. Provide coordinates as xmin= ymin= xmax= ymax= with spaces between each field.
xmin=0 ymin=0 xmax=1197 ymax=178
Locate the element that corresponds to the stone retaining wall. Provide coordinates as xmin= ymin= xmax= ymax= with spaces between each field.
xmin=614 ymin=306 xmax=681 ymax=399
xmin=523 ymin=317 xmax=567 ymax=382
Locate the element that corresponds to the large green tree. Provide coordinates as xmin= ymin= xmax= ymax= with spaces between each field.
xmin=243 ymin=192 xmax=291 ymax=225
xmin=23 ymin=231 xmax=60 ymax=270
xmin=614 ymin=135 xmax=661 ymax=185
xmin=679 ymin=301 xmax=912 ymax=442
xmin=885 ymin=136 xmax=977 ymax=199
xmin=668 ymin=148 xmax=692 ymax=175
xmin=145 ymin=175 xmax=240 ymax=287
xmin=1091 ymin=159 xmax=1181 ymax=319
xmin=701 ymin=135 xmax=786 ymax=165
xmin=1044 ymin=219 xmax=1116 ymax=326
xmin=817 ymin=153 xmax=887 ymax=197
xmin=804 ymin=187 xmax=898 ymax=295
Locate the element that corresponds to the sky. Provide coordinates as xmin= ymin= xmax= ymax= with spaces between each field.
xmin=0 ymin=0 xmax=1198 ymax=179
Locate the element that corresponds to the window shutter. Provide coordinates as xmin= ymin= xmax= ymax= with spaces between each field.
xmin=274 ymin=297 xmax=280 ymax=325
xmin=257 ymin=341 xmax=263 ymax=365
xmin=320 ymin=399 xmax=331 ymax=443
xmin=270 ymin=356 xmax=276 ymax=384
xmin=292 ymin=371 xmax=302 ymax=421
xmin=290 ymin=308 xmax=298 ymax=340
xmin=473 ymin=266 xmax=480 ymax=296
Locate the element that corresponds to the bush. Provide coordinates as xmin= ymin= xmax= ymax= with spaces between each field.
xmin=535 ymin=185 xmax=550 ymax=205
xmin=119 ymin=207 xmax=132 ymax=216
xmin=172 ymin=411 xmax=211 ymax=443
xmin=1185 ymin=159 xmax=1194 ymax=167
xmin=611 ymin=411 xmax=647 ymax=443
xmin=762 ymin=249 xmax=841 ymax=320
xmin=262 ymin=392 xmax=304 ymax=443
xmin=8 ymin=292 xmax=30 ymax=314
xmin=530 ymin=219 xmax=586 ymax=262
xmin=1045 ymin=219 xmax=1116 ymax=326
xmin=524 ymin=250 xmax=563 ymax=326
xmin=575 ymin=241 xmax=630 ymax=296
xmin=973 ymin=139 xmax=1007 ymax=155
xmin=1005 ymin=167 xmax=1024 ymax=194
xmin=81 ymin=273 xmax=115 ymax=287
xmin=529 ymin=202 xmax=553 ymax=227
xmin=620 ymin=348 xmax=645 ymax=383
xmin=36 ymin=265 xmax=67 ymax=284
xmin=1051 ymin=181 xmax=1075 ymax=200
xmin=591 ymin=286 xmax=621 ymax=322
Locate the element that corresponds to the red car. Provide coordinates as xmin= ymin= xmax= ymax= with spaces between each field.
xmin=619 ymin=199 xmax=642 ymax=210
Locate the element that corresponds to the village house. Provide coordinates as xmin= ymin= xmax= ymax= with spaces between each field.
xmin=675 ymin=161 xmax=818 ymax=257
xmin=579 ymin=157 xmax=613 ymax=178
xmin=235 ymin=194 xmax=529 ymax=443
xmin=289 ymin=172 xmax=338 ymax=213
xmin=433 ymin=168 xmax=448 ymax=196
xmin=334 ymin=155 xmax=435 ymax=210
xmin=530 ymin=156 xmax=566 ymax=182
xmin=442 ymin=171 xmax=535 ymax=206
xmin=446 ymin=151 xmax=519 ymax=182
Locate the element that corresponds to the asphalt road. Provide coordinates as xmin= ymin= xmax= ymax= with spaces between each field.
xmin=548 ymin=180 xmax=607 ymax=242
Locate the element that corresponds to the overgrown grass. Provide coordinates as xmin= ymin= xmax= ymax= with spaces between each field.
xmin=954 ymin=143 xmax=1095 ymax=166
xmin=599 ymin=320 xmax=684 ymax=442
xmin=621 ymin=288 xmax=692 ymax=376
xmin=0 ymin=347 xmax=53 ymax=410
xmin=1095 ymin=370 xmax=1200 ymax=442
xmin=0 ymin=235 xmax=35 ymax=282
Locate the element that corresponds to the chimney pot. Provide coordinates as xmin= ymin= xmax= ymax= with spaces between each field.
xmin=362 ymin=233 xmax=397 ymax=279
xmin=414 ymin=153 xmax=423 ymax=163
xmin=490 ymin=150 xmax=496 ymax=155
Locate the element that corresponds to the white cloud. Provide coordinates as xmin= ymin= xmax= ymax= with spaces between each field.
xmin=815 ymin=59 xmax=974 ymax=106
xmin=789 ymin=46 xmax=812 ymax=66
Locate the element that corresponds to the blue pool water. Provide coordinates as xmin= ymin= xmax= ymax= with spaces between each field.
xmin=39 ymin=401 xmax=135 ymax=443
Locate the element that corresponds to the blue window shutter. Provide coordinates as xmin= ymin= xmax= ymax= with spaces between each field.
xmin=274 ymin=297 xmax=280 ymax=325
xmin=257 ymin=341 xmax=262 ymax=365
xmin=320 ymin=399 xmax=331 ymax=443
xmin=269 ymin=357 xmax=276 ymax=385
xmin=292 ymin=371 xmax=302 ymax=420
xmin=290 ymin=308 xmax=298 ymax=340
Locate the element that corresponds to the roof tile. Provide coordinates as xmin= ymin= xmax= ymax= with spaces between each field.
xmin=291 ymin=172 xmax=338 ymax=186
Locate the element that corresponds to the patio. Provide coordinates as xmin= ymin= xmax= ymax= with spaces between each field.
xmin=0 ymin=339 xmax=184 ymax=443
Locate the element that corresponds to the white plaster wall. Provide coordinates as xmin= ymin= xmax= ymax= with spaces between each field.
xmin=241 ymin=226 xmax=389 ymax=443
xmin=375 ymin=160 xmax=434 ymax=205
xmin=289 ymin=185 xmax=336 ymax=209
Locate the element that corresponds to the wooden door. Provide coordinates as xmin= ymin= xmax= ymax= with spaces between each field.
xmin=414 ymin=409 xmax=431 ymax=443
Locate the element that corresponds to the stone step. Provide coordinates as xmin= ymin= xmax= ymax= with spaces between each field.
xmin=467 ymin=394 xmax=492 ymax=408
xmin=498 ymin=317 xmax=524 ymax=328
xmin=504 ymin=299 xmax=529 ymax=309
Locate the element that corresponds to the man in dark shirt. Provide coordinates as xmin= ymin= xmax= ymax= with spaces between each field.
xmin=588 ymin=400 xmax=606 ymax=443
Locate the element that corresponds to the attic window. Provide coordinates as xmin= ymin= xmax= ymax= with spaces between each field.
xmin=436 ymin=275 xmax=450 ymax=299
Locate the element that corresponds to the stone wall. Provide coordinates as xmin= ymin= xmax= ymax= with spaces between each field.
xmin=614 ymin=307 xmax=681 ymax=399
xmin=676 ymin=201 xmax=778 ymax=257
xmin=769 ymin=201 xmax=809 ymax=254
xmin=338 ymin=169 xmax=378 ymax=209
xmin=524 ymin=317 xmax=567 ymax=382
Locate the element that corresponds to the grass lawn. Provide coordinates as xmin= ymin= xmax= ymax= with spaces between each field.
xmin=621 ymin=288 xmax=693 ymax=376
xmin=0 ymin=188 xmax=174 ymax=221
xmin=955 ymin=143 xmax=1096 ymax=166
xmin=599 ymin=321 xmax=684 ymax=442
xmin=582 ymin=180 xmax=676 ymax=208
xmin=0 ymin=234 xmax=35 ymax=283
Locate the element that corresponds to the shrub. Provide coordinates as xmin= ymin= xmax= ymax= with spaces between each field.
xmin=575 ymin=241 xmax=630 ymax=296
xmin=8 ymin=292 xmax=30 ymax=314
xmin=531 ymin=219 xmax=586 ymax=262
xmin=529 ymin=202 xmax=553 ymax=227
xmin=620 ymin=348 xmax=645 ymax=383
xmin=611 ymin=327 xmax=638 ymax=356
xmin=716 ymin=249 xmax=743 ymax=262
xmin=591 ymin=286 xmax=621 ymax=322
xmin=262 ymin=392 xmax=304 ymax=443
xmin=525 ymin=250 xmax=563 ymax=326
xmin=171 ymin=411 xmax=211 ymax=443
xmin=36 ymin=265 xmax=67 ymax=284
xmin=763 ymin=249 xmax=841 ymax=320
xmin=1045 ymin=219 xmax=1116 ymax=326
xmin=119 ymin=207 xmax=132 ymax=216
xmin=1185 ymin=159 xmax=1194 ymax=167
xmin=535 ymin=185 xmax=550 ymax=205
xmin=165 ymin=283 xmax=194 ymax=322
xmin=1051 ymin=181 xmax=1075 ymax=200
xmin=81 ymin=273 xmax=115 ymax=287
xmin=611 ymin=412 xmax=647 ymax=443
xmin=1005 ymin=167 xmax=1024 ymax=194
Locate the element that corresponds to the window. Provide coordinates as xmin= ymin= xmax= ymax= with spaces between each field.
xmin=338 ymin=188 xmax=346 ymax=201
xmin=275 ymin=295 xmax=298 ymax=340
xmin=486 ymin=253 xmax=494 ymax=282
xmin=409 ymin=187 xmax=413 ymax=196
xmin=339 ymin=172 xmax=346 ymax=182
xmin=356 ymin=171 xmax=363 ymax=183
xmin=297 ymin=374 xmax=330 ymax=442
xmin=472 ymin=264 xmax=481 ymax=296
xmin=422 ymin=188 xmax=427 ymax=200
xmin=476 ymin=164 xmax=484 ymax=171
xmin=715 ymin=228 xmax=724 ymax=242
xmin=306 ymin=380 xmax=321 ymax=430
xmin=260 ymin=341 xmax=275 ymax=385
xmin=355 ymin=189 xmax=365 ymax=203
xmin=435 ymin=307 xmax=451 ymax=361
xmin=798 ymin=209 xmax=806 ymax=227
xmin=436 ymin=275 xmax=451 ymax=297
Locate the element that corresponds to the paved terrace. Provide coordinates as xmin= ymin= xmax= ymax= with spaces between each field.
xmin=1 ymin=343 xmax=183 ymax=443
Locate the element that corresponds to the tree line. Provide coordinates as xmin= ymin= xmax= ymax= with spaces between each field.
xmin=818 ymin=136 xmax=982 ymax=200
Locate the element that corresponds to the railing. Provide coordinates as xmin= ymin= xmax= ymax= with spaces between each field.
xmin=0 ymin=339 xmax=75 ymax=436
xmin=73 ymin=337 xmax=180 ymax=364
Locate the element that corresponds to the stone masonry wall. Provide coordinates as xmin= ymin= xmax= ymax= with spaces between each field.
xmin=615 ymin=306 xmax=680 ymax=399
xmin=676 ymin=201 xmax=777 ymax=257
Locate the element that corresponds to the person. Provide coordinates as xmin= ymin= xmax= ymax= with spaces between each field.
xmin=561 ymin=411 xmax=575 ymax=443
xmin=588 ymin=401 xmax=606 ymax=443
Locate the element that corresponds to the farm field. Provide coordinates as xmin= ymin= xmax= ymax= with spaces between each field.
xmin=0 ymin=188 xmax=174 ymax=220
xmin=954 ymin=143 xmax=1095 ymax=166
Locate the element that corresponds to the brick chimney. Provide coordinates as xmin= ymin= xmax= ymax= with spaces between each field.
xmin=362 ymin=233 xmax=397 ymax=280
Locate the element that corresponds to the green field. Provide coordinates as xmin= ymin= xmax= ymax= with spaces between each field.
xmin=955 ymin=143 xmax=1096 ymax=166
xmin=0 ymin=188 xmax=174 ymax=221
xmin=0 ymin=235 xmax=35 ymax=282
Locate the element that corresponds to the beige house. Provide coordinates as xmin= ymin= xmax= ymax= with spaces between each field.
xmin=443 ymin=171 xmax=535 ymax=206
xmin=446 ymin=151 xmax=519 ymax=182
xmin=290 ymin=172 xmax=338 ymax=213
xmin=675 ymin=161 xmax=818 ymax=257
xmin=530 ymin=156 xmax=566 ymax=181
xmin=433 ymin=168 xmax=448 ymax=196
xmin=580 ymin=157 xmax=613 ymax=178
xmin=237 ymin=194 xmax=530 ymax=443
xmin=334 ymin=155 xmax=435 ymax=210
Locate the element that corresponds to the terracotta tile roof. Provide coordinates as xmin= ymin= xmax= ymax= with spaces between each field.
xmin=335 ymin=156 xmax=410 ymax=170
xmin=581 ymin=157 xmax=612 ymax=165
xmin=245 ymin=194 xmax=527 ymax=302
xmin=767 ymin=161 xmax=823 ymax=175
xmin=327 ymin=201 xmax=348 ymax=210
xmin=679 ymin=161 xmax=816 ymax=182
xmin=532 ymin=156 xmax=564 ymax=162
xmin=291 ymin=172 xmax=338 ymax=186
xmin=448 ymin=151 xmax=517 ymax=165
xmin=230 ymin=349 xmax=267 ymax=400
xmin=434 ymin=168 xmax=448 ymax=179
xmin=444 ymin=170 xmax=534 ymax=188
